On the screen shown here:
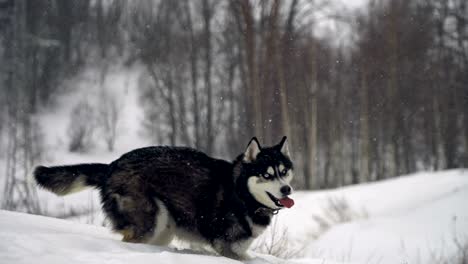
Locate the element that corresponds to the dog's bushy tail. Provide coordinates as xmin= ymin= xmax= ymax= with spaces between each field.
xmin=34 ymin=163 xmax=109 ymax=196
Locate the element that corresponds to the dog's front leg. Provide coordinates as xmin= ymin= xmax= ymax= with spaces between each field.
xmin=213 ymin=239 xmax=253 ymax=260
xmin=231 ymin=238 xmax=254 ymax=260
xmin=213 ymin=240 xmax=239 ymax=259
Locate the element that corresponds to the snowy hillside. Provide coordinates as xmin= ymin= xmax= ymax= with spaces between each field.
xmin=1 ymin=65 xmax=467 ymax=264
xmin=276 ymin=169 xmax=468 ymax=264
xmin=0 ymin=210 xmax=344 ymax=264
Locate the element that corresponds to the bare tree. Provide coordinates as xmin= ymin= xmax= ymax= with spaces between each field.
xmin=2 ymin=0 xmax=42 ymax=213
xmin=201 ymin=0 xmax=216 ymax=154
xmin=1 ymin=0 xmax=467 ymax=198
xmin=98 ymin=89 xmax=121 ymax=151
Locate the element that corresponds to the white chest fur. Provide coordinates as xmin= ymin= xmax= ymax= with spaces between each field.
xmin=246 ymin=216 xmax=266 ymax=238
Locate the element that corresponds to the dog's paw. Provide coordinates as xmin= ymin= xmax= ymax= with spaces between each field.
xmin=236 ymin=251 xmax=254 ymax=261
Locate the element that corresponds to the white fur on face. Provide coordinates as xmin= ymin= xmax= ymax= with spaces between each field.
xmin=247 ymin=167 xmax=294 ymax=209
xmin=267 ymin=166 xmax=274 ymax=175
xmin=247 ymin=176 xmax=283 ymax=209
xmin=283 ymin=170 xmax=293 ymax=183
xmin=278 ymin=164 xmax=285 ymax=173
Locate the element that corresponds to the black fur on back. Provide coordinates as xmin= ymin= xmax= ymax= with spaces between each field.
xmin=98 ymin=146 xmax=249 ymax=242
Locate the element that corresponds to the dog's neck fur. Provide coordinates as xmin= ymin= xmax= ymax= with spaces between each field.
xmin=231 ymin=158 xmax=277 ymax=226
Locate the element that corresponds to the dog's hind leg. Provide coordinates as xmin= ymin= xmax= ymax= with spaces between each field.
xmin=107 ymin=194 xmax=174 ymax=246
xmin=103 ymin=192 xmax=158 ymax=243
xmin=100 ymin=170 xmax=174 ymax=245
xmin=146 ymin=198 xmax=175 ymax=246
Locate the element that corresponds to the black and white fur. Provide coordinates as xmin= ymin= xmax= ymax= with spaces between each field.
xmin=34 ymin=137 xmax=294 ymax=260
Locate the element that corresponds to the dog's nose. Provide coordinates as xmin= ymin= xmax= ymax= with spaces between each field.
xmin=280 ymin=185 xmax=291 ymax=196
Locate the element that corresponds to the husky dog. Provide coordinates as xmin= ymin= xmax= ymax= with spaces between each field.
xmin=34 ymin=137 xmax=294 ymax=260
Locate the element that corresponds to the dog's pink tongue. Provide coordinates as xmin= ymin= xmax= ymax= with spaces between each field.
xmin=279 ymin=197 xmax=294 ymax=208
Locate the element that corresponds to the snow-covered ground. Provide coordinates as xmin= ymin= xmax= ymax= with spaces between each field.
xmin=1 ymin=170 xmax=467 ymax=264
xmin=0 ymin=210 xmax=345 ymax=264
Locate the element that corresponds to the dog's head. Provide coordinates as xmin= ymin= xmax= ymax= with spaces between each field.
xmin=237 ymin=136 xmax=294 ymax=210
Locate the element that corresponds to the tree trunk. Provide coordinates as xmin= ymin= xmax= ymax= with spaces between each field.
xmin=202 ymin=0 xmax=214 ymax=154
xmin=183 ymin=0 xmax=201 ymax=149
xmin=239 ymin=0 xmax=262 ymax=139
xmin=359 ymin=67 xmax=370 ymax=183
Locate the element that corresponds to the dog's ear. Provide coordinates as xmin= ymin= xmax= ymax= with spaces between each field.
xmin=278 ymin=136 xmax=290 ymax=158
xmin=243 ymin=137 xmax=261 ymax=163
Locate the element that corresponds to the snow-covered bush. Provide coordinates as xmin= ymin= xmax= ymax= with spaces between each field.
xmin=311 ymin=196 xmax=368 ymax=239
xmin=429 ymin=239 xmax=468 ymax=264
xmin=253 ymin=217 xmax=304 ymax=259
xmin=428 ymin=219 xmax=468 ymax=264
xmin=449 ymin=237 xmax=468 ymax=264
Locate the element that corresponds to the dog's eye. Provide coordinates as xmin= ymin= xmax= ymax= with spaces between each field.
xmin=280 ymin=169 xmax=288 ymax=176
xmin=263 ymin=173 xmax=272 ymax=179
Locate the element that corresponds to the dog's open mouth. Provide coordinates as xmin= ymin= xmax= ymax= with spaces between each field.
xmin=266 ymin=192 xmax=295 ymax=208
